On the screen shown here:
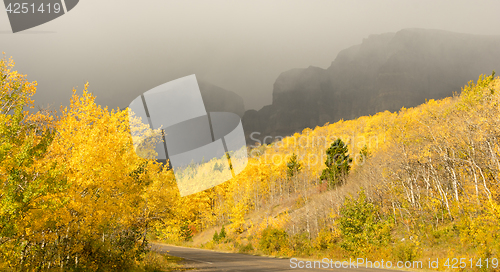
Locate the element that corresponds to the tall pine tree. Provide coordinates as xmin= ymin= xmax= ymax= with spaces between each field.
xmin=320 ymin=139 xmax=352 ymax=189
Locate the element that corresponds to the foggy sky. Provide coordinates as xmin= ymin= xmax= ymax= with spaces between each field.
xmin=1 ymin=0 xmax=500 ymax=111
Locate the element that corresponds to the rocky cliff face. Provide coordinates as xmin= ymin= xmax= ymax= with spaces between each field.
xmin=242 ymin=29 xmax=500 ymax=144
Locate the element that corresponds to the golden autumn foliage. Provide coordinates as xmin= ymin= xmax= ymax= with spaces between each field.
xmin=0 ymin=55 xmax=66 ymax=270
xmin=156 ymin=72 xmax=500 ymax=270
xmin=2 ymin=52 xmax=500 ymax=271
xmin=0 ymin=56 xmax=179 ymax=271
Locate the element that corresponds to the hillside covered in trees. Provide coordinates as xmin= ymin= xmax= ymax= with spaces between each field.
xmin=178 ymin=71 xmax=500 ymax=269
xmin=2 ymin=53 xmax=500 ymax=271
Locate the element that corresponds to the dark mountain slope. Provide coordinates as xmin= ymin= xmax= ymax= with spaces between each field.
xmin=243 ymin=29 xmax=500 ymax=144
xmin=198 ymin=81 xmax=245 ymax=117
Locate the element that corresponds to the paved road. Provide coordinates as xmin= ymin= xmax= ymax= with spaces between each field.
xmin=151 ymin=243 xmax=400 ymax=272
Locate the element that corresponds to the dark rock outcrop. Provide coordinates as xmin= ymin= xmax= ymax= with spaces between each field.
xmin=243 ymin=29 xmax=500 ymax=144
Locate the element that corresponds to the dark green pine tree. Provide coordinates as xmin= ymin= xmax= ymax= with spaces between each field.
xmin=286 ymin=153 xmax=302 ymax=178
xmin=219 ymin=225 xmax=227 ymax=241
xmin=213 ymin=230 xmax=219 ymax=243
xmin=320 ymin=139 xmax=352 ymax=189
xmin=358 ymin=145 xmax=370 ymax=164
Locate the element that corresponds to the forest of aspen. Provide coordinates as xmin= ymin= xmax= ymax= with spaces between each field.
xmin=2 ymin=53 xmax=500 ymax=271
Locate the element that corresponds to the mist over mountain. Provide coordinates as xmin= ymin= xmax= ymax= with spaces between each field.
xmin=198 ymin=81 xmax=245 ymax=117
xmin=123 ymin=81 xmax=245 ymax=115
xmin=242 ymin=28 xmax=500 ymax=144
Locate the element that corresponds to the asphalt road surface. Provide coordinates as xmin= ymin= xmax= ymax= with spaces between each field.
xmin=151 ymin=243 xmax=401 ymax=272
